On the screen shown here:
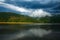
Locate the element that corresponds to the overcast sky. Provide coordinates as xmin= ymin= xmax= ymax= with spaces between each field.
xmin=0 ymin=0 xmax=60 ymax=17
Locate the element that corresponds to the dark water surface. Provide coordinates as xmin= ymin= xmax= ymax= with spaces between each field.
xmin=0 ymin=24 xmax=60 ymax=40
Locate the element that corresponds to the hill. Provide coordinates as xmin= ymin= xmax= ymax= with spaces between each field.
xmin=0 ymin=12 xmax=36 ymax=22
xmin=0 ymin=12 xmax=60 ymax=23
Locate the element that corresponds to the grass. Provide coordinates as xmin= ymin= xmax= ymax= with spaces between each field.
xmin=0 ymin=22 xmax=34 ymax=24
xmin=0 ymin=22 xmax=60 ymax=25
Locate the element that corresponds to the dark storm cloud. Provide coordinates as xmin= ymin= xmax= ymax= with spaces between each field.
xmin=10 ymin=0 xmax=60 ymax=13
xmin=44 ymin=4 xmax=60 ymax=13
xmin=6 ymin=0 xmax=60 ymax=13
xmin=4 ymin=0 xmax=60 ymax=9
xmin=13 ymin=1 xmax=58 ymax=9
xmin=0 ymin=0 xmax=60 ymax=16
xmin=1 ymin=0 xmax=60 ymax=10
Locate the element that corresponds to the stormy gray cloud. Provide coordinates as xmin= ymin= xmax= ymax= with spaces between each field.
xmin=4 ymin=0 xmax=60 ymax=9
xmin=0 ymin=0 xmax=60 ymax=17
xmin=4 ymin=0 xmax=60 ymax=13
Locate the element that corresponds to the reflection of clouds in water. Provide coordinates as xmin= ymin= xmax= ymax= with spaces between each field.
xmin=12 ymin=28 xmax=52 ymax=40
xmin=29 ymin=28 xmax=52 ymax=37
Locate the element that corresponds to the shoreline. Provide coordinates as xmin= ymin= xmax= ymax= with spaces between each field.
xmin=0 ymin=22 xmax=33 ymax=24
xmin=0 ymin=22 xmax=60 ymax=25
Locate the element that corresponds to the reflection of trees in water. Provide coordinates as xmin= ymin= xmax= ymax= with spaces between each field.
xmin=40 ymin=25 xmax=60 ymax=31
xmin=0 ymin=25 xmax=60 ymax=40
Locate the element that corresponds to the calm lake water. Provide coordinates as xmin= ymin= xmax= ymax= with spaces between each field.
xmin=0 ymin=24 xmax=60 ymax=40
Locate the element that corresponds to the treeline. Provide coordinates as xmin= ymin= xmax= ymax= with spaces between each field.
xmin=49 ymin=14 xmax=60 ymax=23
xmin=0 ymin=12 xmax=36 ymax=22
xmin=0 ymin=12 xmax=60 ymax=23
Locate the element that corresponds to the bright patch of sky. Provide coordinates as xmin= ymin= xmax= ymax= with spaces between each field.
xmin=0 ymin=0 xmax=5 ymax=2
xmin=0 ymin=2 xmax=31 ymax=12
xmin=30 ymin=9 xmax=51 ymax=17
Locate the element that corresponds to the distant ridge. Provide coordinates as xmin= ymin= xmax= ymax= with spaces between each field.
xmin=0 ymin=12 xmax=60 ymax=23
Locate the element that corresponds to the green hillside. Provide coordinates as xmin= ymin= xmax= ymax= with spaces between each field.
xmin=0 ymin=12 xmax=60 ymax=23
xmin=0 ymin=12 xmax=36 ymax=22
xmin=49 ymin=14 xmax=60 ymax=23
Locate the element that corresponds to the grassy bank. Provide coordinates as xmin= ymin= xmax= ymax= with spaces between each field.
xmin=0 ymin=22 xmax=34 ymax=24
xmin=0 ymin=22 xmax=60 ymax=25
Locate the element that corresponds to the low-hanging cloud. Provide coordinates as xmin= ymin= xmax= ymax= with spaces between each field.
xmin=29 ymin=9 xmax=51 ymax=17
xmin=0 ymin=2 xmax=31 ymax=12
xmin=0 ymin=2 xmax=51 ymax=17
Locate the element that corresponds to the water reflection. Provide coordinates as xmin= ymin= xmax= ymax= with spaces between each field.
xmin=0 ymin=24 xmax=60 ymax=40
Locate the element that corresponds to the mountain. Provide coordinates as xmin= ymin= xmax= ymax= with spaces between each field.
xmin=0 ymin=2 xmax=60 ymax=18
xmin=0 ymin=12 xmax=60 ymax=23
xmin=0 ymin=12 xmax=50 ymax=23
xmin=0 ymin=12 xmax=29 ymax=22
xmin=0 ymin=12 xmax=34 ymax=22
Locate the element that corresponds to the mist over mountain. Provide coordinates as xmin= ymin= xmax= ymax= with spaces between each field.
xmin=0 ymin=0 xmax=60 ymax=17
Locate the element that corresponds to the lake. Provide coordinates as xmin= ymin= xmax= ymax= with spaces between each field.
xmin=0 ymin=24 xmax=60 ymax=40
